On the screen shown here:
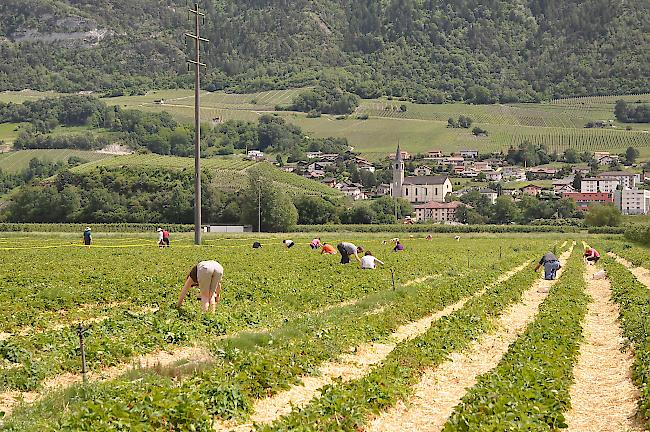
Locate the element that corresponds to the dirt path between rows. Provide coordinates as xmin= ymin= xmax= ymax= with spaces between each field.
xmin=217 ymin=261 xmax=531 ymax=432
xmin=366 ymin=247 xmax=573 ymax=432
xmin=607 ymin=252 xmax=650 ymax=288
xmin=564 ymin=262 xmax=643 ymax=432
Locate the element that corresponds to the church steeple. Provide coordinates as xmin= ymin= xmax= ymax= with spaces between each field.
xmin=392 ymin=142 xmax=404 ymax=198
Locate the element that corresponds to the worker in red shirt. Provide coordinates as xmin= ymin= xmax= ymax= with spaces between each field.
xmin=162 ymin=229 xmax=170 ymax=247
xmin=584 ymin=246 xmax=600 ymax=264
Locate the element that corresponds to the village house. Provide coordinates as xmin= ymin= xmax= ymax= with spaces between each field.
xmin=644 ymin=170 xmax=650 ymax=182
xmin=459 ymin=150 xmax=479 ymax=159
xmin=479 ymin=188 xmax=498 ymax=204
xmin=413 ymin=201 xmax=464 ymax=223
xmin=471 ymin=161 xmax=492 ymax=172
xmin=319 ymin=153 xmax=340 ymax=162
xmin=444 ymin=156 xmax=465 ymax=167
xmin=340 ymin=183 xmax=367 ymax=201
xmin=247 ymin=150 xmax=264 ymax=161
xmin=414 ymin=166 xmax=433 ymax=176
xmin=581 ymin=177 xmax=620 ymax=193
xmin=321 ymin=177 xmax=338 ymax=188
xmin=614 ymin=189 xmax=650 ymax=215
xmin=484 ymin=170 xmax=503 ymax=182
xmin=305 ymin=151 xmax=322 ymax=159
xmin=355 ymin=157 xmax=376 ymax=173
xmin=280 ymin=163 xmax=297 ymax=173
xmin=427 ymin=150 xmax=443 ymax=158
xmin=522 ymin=184 xmax=544 ymax=196
xmin=461 ymin=169 xmax=479 ymax=178
xmin=563 ymin=192 xmax=613 ymax=211
xmin=572 ymin=166 xmax=591 ymax=176
xmin=502 ymin=188 xmax=518 ymax=197
xmin=485 ymin=157 xmax=505 ymax=168
xmin=501 ymin=166 xmax=526 ymax=181
xmin=593 ymin=151 xmax=620 ymax=166
xmin=376 ymin=183 xmax=391 ymax=196
xmin=527 ymin=167 xmax=558 ymax=179
xmin=303 ymin=170 xmax=325 ymax=179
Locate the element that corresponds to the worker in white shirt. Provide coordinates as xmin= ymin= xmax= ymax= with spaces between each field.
xmin=361 ymin=251 xmax=384 ymax=270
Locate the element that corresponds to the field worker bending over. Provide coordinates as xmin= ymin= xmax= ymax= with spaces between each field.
xmin=321 ymin=243 xmax=337 ymax=254
xmin=393 ymin=240 xmax=405 ymax=252
xmin=177 ymin=261 xmax=224 ymax=312
xmin=83 ymin=227 xmax=92 ymax=246
xmin=584 ymin=246 xmax=600 ymax=264
xmin=337 ymin=241 xmax=363 ymax=264
xmin=535 ymin=251 xmax=561 ymax=280
xmin=283 ymin=239 xmax=295 ymax=249
xmin=310 ymin=238 xmax=322 ymax=249
xmin=157 ymin=228 xmax=164 ymax=247
xmin=361 ymin=251 xmax=384 ymax=270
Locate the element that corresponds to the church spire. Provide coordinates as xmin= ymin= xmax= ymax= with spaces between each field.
xmin=392 ymin=141 xmax=404 ymax=199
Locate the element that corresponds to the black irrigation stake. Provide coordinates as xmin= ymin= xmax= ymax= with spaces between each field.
xmin=499 ymin=245 xmax=502 ymax=260
xmin=77 ymin=323 xmax=91 ymax=383
xmin=467 ymin=249 xmax=471 ymax=270
xmin=391 ymin=269 xmax=396 ymax=291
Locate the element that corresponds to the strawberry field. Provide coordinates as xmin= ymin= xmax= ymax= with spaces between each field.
xmin=0 ymin=234 xmax=649 ymax=431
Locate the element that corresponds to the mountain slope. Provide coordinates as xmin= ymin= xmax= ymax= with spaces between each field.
xmin=0 ymin=0 xmax=648 ymax=101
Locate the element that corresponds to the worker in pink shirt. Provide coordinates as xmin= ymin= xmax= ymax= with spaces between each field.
xmin=584 ymin=247 xmax=600 ymax=264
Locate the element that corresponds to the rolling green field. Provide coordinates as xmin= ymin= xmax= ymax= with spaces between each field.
xmin=2 ymin=89 xmax=650 ymax=160
xmin=0 ymin=149 xmax=112 ymax=173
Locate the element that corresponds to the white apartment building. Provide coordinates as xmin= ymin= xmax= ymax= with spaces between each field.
xmin=598 ymin=171 xmax=640 ymax=189
xmin=614 ymin=189 xmax=650 ymax=215
xmin=581 ymin=177 xmax=620 ymax=193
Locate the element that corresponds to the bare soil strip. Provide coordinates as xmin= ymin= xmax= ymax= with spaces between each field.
xmin=564 ymin=263 xmax=642 ymax=432
xmin=218 ymin=261 xmax=531 ymax=432
xmin=365 ymin=249 xmax=572 ymax=432
xmin=607 ymin=252 xmax=650 ymax=288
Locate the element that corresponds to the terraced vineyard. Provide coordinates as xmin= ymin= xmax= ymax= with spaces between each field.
xmin=1 ymin=234 xmax=648 ymax=431
xmin=7 ymin=89 xmax=650 ymax=159
xmin=68 ymin=155 xmax=341 ymax=196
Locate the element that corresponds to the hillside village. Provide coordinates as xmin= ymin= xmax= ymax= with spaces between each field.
xmin=247 ymin=145 xmax=650 ymax=223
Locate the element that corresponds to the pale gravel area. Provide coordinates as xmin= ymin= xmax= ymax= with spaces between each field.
xmin=564 ymin=262 xmax=643 ymax=432
xmin=365 ymin=247 xmax=573 ymax=432
xmin=217 ymin=261 xmax=531 ymax=432
xmin=607 ymin=252 xmax=650 ymax=288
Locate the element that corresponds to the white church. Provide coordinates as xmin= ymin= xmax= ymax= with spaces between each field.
xmin=390 ymin=143 xmax=452 ymax=204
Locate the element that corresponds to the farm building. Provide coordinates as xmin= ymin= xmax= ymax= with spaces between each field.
xmin=562 ymin=192 xmax=613 ymax=211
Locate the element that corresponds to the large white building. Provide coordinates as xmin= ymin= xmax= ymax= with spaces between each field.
xmin=414 ymin=201 xmax=464 ymax=223
xmin=581 ymin=177 xmax=620 ymax=193
xmin=391 ymin=144 xmax=452 ymax=203
xmin=614 ymin=189 xmax=650 ymax=215
xmin=598 ymin=171 xmax=640 ymax=189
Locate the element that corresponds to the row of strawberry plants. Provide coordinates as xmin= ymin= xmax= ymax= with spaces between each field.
xmin=442 ymin=248 xmax=587 ymax=431
xmin=3 ymin=247 xmax=543 ymax=430
xmin=601 ymin=256 xmax=650 ymax=428
xmin=254 ymin=249 xmax=570 ymax=430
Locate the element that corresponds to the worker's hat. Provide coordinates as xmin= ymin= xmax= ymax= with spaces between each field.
xmin=85 ymin=227 xmax=91 ymax=231
xmin=157 ymin=228 xmax=163 ymax=232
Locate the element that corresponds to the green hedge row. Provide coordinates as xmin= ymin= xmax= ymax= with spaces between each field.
xmin=0 ymin=223 xmax=195 ymax=233
xmin=295 ymin=224 xmax=581 ymax=233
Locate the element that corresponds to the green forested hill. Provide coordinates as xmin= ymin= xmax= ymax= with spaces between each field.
xmin=0 ymin=0 xmax=648 ymax=101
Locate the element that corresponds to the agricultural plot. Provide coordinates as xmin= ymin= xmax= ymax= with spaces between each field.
xmin=0 ymin=149 xmax=112 ymax=173
xmin=1 ymin=234 xmax=648 ymax=431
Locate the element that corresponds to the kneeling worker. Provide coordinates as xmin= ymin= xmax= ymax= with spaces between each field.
xmin=361 ymin=251 xmax=384 ymax=270
xmin=337 ymin=241 xmax=363 ymax=264
xmin=177 ymin=261 xmax=224 ymax=312
xmin=584 ymin=246 xmax=600 ymax=264
xmin=321 ymin=243 xmax=337 ymax=255
xmin=534 ymin=252 xmax=561 ymax=280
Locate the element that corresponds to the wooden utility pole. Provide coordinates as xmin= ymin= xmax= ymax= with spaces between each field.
xmin=186 ymin=2 xmax=209 ymax=245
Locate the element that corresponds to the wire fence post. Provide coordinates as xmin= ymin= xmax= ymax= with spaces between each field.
xmin=77 ymin=323 xmax=89 ymax=384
